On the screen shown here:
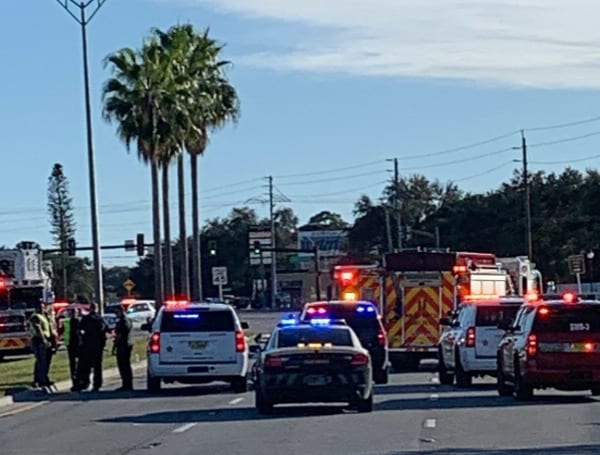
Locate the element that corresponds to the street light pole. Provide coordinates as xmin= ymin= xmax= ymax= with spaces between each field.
xmin=55 ymin=0 xmax=108 ymax=313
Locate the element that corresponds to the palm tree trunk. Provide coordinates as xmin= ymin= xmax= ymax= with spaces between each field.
xmin=162 ymin=163 xmax=174 ymax=298
xmin=177 ymin=155 xmax=190 ymax=296
xmin=151 ymin=159 xmax=164 ymax=308
xmin=190 ymin=152 xmax=203 ymax=301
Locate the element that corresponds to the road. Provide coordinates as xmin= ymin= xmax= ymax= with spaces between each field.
xmin=0 ymin=312 xmax=599 ymax=455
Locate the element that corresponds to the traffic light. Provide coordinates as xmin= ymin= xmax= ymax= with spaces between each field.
xmin=208 ymin=240 xmax=217 ymax=256
xmin=136 ymin=233 xmax=145 ymax=256
xmin=67 ymin=238 xmax=76 ymax=256
xmin=253 ymin=241 xmax=261 ymax=255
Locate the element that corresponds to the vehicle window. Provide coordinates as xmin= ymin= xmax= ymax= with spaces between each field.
xmin=458 ymin=307 xmax=471 ymax=327
xmin=476 ymin=305 xmax=521 ymax=327
xmin=277 ymin=327 xmax=353 ymax=348
xmin=533 ymin=306 xmax=600 ymax=333
xmin=160 ymin=309 xmax=234 ymax=332
xmin=305 ymin=306 xmax=379 ymax=331
xmin=129 ymin=304 xmax=147 ymax=312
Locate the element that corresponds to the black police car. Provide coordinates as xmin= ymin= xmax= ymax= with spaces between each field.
xmin=252 ymin=317 xmax=374 ymax=414
xmin=300 ymin=301 xmax=389 ymax=384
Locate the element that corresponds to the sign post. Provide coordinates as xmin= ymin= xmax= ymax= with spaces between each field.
xmin=122 ymin=278 xmax=135 ymax=296
xmin=211 ymin=266 xmax=228 ymax=301
xmin=568 ymin=254 xmax=586 ymax=293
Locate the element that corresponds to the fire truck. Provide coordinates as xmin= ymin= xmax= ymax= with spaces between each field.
xmin=331 ymin=250 xmax=541 ymax=370
xmin=0 ymin=242 xmax=54 ymax=358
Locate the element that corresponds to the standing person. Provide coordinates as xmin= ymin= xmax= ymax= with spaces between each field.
xmin=44 ymin=305 xmax=58 ymax=388
xmin=74 ymin=302 xmax=107 ymax=392
xmin=113 ymin=306 xmax=133 ymax=391
xmin=28 ymin=303 xmax=51 ymax=389
xmin=63 ymin=307 xmax=81 ymax=388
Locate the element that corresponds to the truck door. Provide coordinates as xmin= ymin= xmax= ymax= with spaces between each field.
xmin=401 ymin=272 xmax=443 ymax=349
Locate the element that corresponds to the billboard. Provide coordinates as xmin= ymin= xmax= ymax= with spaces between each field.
xmin=298 ymin=230 xmax=347 ymax=257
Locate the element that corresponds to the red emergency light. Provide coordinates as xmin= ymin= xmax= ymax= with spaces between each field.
xmin=335 ymin=268 xmax=358 ymax=286
xmin=0 ymin=277 xmax=6 ymax=290
xmin=562 ymin=291 xmax=578 ymax=304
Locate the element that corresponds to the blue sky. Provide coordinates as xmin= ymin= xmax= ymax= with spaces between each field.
xmin=3 ymin=0 xmax=600 ymax=266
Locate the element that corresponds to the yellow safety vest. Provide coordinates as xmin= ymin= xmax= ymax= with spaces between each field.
xmin=28 ymin=313 xmax=50 ymax=340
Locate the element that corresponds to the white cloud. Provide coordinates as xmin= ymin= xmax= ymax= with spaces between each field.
xmin=168 ymin=0 xmax=600 ymax=88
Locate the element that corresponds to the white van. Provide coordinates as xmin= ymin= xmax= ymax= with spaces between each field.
xmin=145 ymin=301 xmax=249 ymax=393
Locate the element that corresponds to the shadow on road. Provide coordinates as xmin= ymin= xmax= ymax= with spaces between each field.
xmin=374 ymin=382 xmax=497 ymax=395
xmin=99 ymin=404 xmax=358 ymax=424
xmin=12 ymin=383 xmax=239 ymax=403
xmin=407 ymin=445 xmax=600 ymax=455
xmin=376 ymin=393 xmax=594 ymax=411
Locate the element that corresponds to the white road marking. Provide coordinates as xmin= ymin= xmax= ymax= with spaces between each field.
xmin=430 ymin=376 xmax=440 ymax=384
xmin=423 ymin=418 xmax=437 ymax=429
xmin=228 ymin=397 xmax=244 ymax=405
xmin=430 ymin=393 xmax=439 ymax=400
xmin=0 ymin=401 xmax=48 ymax=418
xmin=172 ymin=423 xmax=197 ymax=433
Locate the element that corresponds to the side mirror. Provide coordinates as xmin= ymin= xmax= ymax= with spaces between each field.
xmin=241 ymin=321 xmax=249 ymax=330
xmin=140 ymin=322 xmax=152 ymax=332
xmin=439 ymin=317 xmax=451 ymax=326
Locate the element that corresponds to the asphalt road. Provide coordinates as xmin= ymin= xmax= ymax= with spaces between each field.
xmin=1 ymin=313 xmax=599 ymax=455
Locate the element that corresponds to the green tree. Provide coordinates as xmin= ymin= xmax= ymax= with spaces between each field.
xmin=47 ymin=163 xmax=76 ymax=298
xmin=102 ymin=41 xmax=177 ymax=307
xmin=305 ymin=211 xmax=349 ymax=230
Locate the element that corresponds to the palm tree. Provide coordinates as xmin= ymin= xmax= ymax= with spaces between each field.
xmin=102 ymin=40 xmax=176 ymax=308
xmin=184 ymin=31 xmax=240 ymax=301
xmin=153 ymin=25 xmax=240 ymax=301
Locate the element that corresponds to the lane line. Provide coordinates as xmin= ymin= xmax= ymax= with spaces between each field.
xmin=430 ymin=393 xmax=439 ymax=400
xmin=423 ymin=418 xmax=437 ymax=429
xmin=0 ymin=401 xmax=48 ymax=418
xmin=172 ymin=422 xmax=197 ymax=433
xmin=430 ymin=376 xmax=440 ymax=384
xmin=228 ymin=397 xmax=244 ymax=405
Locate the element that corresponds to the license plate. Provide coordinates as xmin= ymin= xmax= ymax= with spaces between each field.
xmin=304 ymin=359 xmax=330 ymax=365
xmin=570 ymin=343 xmax=594 ymax=353
xmin=303 ymin=375 xmax=331 ymax=386
xmin=189 ymin=341 xmax=208 ymax=349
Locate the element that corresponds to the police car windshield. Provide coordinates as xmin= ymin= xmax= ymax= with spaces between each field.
xmin=161 ymin=309 xmax=234 ymax=332
xmin=277 ymin=327 xmax=353 ymax=348
xmin=533 ymin=305 xmax=600 ymax=333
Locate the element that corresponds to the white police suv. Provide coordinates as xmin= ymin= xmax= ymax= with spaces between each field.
xmin=144 ymin=300 xmax=250 ymax=393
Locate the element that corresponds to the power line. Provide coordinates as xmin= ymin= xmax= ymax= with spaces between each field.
xmin=526 ymin=114 xmax=600 ymax=132
xmin=277 ymin=170 xmax=386 ymax=187
xmin=402 ymin=146 xmax=516 ymax=171
xmin=287 ymin=180 xmax=389 ymax=199
xmin=452 ymin=161 xmax=516 ymax=183
xmin=527 ymin=130 xmax=600 ymax=148
xmin=529 ymin=153 xmax=600 ymax=165
xmin=274 ymin=160 xmax=384 ymax=179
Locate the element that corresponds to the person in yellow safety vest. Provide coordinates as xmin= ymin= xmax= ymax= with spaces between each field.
xmin=63 ymin=308 xmax=81 ymax=388
xmin=28 ymin=303 xmax=52 ymax=389
xmin=43 ymin=305 xmax=58 ymax=388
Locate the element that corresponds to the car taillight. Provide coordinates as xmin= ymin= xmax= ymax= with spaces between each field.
xmin=465 ymin=327 xmax=476 ymax=347
xmin=351 ymin=353 xmax=369 ymax=366
xmin=264 ymin=355 xmax=283 ymax=368
xmin=150 ymin=332 xmax=160 ymax=353
xmin=377 ymin=328 xmax=387 ymax=347
xmin=235 ymin=330 xmax=246 ymax=352
xmin=527 ymin=334 xmax=537 ymax=357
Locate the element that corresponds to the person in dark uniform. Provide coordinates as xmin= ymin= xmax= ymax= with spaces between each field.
xmin=112 ymin=306 xmax=133 ymax=391
xmin=63 ymin=307 xmax=81 ymax=388
xmin=74 ymin=302 xmax=107 ymax=392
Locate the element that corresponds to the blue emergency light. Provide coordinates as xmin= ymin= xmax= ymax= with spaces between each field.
xmin=173 ymin=313 xmax=199 ymax=319
xmin=356 ymin=305 xmax=376 ymax=314
xmin=310 ymin=318 xmax=332 ymax=326
xmin=279 ymin=316 xmax=298 ymax=326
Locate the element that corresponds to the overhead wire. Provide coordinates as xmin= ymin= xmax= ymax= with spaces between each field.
xmin=526 ymin=114 xmax=600 ymax=132
xmin=274 ymin=160 xmax=385 ymax=179
xmin=529 ymin=153 xmax=600 ymax=165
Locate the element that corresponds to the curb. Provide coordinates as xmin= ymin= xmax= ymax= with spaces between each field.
xmin=0 ymin=360 xmax=147 ymax=408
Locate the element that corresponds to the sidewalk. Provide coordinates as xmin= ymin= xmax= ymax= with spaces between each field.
xmin=0 ymin=360 xmax=147 ymax=408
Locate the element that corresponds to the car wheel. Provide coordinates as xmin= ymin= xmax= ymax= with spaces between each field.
xmin=356 ymin=391 xmax=374 ymax=413
xmin=255 ymin=388 xmax=273 ymax=415
xmin=454 ymin=351 xmax=472 ymax=388
xmin=438 ymin=348 xmax=454 ymax=386
xmin=373 ymin=368 xmax=389 ymax=385
xmin=147 ymin=372 xmax=161 ymax=393
xmin=231 ymin=376 xmax=248 ymax=393
xmin=513 ymin=361 xmax=533 ymax=401
xmin=496 ymin=356 xmax=513 ymax=397
xmin=590 ymin=385 xmax=600 ymax=396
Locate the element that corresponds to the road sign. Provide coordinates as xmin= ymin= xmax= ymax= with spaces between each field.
xmin=123 ymin=279 xmax=136 ymax=294
xmin=212 ymin=267 xmax=228 ymax=286
xmin=568 ymin=254 xmax=586 ymax=275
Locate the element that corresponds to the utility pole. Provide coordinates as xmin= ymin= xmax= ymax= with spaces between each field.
xmin=384 ymin=207 xmax=393 ymax=253
xmin=393 ymin=158 xmax=402 ymax=251
xmin=55 ymin=0 xmax=108 ymax=313
xmin=268 ymin=176 xmax=277 ymax=309
xmin=521 ymin=130 xmax=533 ymax=261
